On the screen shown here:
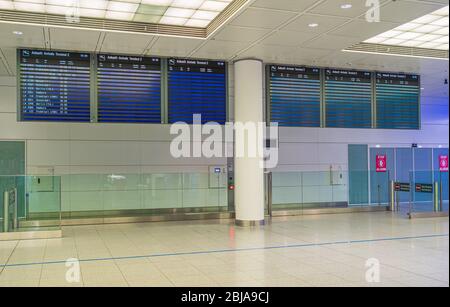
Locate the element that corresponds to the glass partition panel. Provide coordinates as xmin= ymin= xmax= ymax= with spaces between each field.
xmin=433 ymin=148 xmax=449 ymax=213
xmin=56 ymin=172 xmax=228 ymax=219
xmin=408 ymin=170 xmax=438 ymax=214
xmin=348 ymin=144 xmax=369 ymax=205
xmin=271 ymin=171 xmax=351 ymax=212
xmin=349 ymin=170 xmax=370 ymax=206
xmin=370 ymin=148 xmax=395 ymax=204
xmin=435 ymin=172 xmax=449 ymax=213
xmin=270 ymin=170 xmax=393 ymax=213
xmin=0 ymin=175 xmax=61 ymax=233
xmin=271 ymin=172 xmax=303 ymax=211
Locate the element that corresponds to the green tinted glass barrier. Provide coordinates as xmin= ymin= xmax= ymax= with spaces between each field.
xmin=407 ymin=170 xmax=449 ymax=215
xmin=31 ymin=172 xmax=229 ymax=219
xmin=270 ymin=170 xmax=392 ymax=212
xmin=0 ymin=175 xmax=62 ymax=233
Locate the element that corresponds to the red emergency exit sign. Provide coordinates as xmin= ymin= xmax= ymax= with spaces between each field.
xmin=376 ymin=155 xmax=387 ymax=172
xmin=439 ymin=155 xmax=448 ymax=172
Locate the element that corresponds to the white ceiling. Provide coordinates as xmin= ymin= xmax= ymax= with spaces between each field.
xmin=0 ymin=0 xmax=449 ymax=97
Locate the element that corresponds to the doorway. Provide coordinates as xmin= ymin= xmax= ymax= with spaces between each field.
xmin=0 ymin=141 xmax=26 ymax=228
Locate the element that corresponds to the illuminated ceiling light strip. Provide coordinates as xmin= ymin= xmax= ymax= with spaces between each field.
xmin=0 ymin=0 xmax=235 ymax=28
xmin=363 ymin=5 xmax=449 ymax=51
xmin=0 ymin=0 xmax=248 ymax=39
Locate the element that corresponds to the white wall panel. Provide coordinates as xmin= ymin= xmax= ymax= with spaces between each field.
xmin=0 ymin=113 xmax=71 ymax=140
xmin=140 ymin=142 xmax=227 ymax=166
xmin=69 ymin=141 xmax=141 ymax=166
xmin=69 ymin=123 xmax=142 ymax=141
xmin=317 ymin=144 xmax=348 ymax=166
xmin=27 ymin=140 xmax=71 ymax=166
xmin=0 ymin=86 xmax=16 ymax=113
xmin=278 ymin=127 xmax=319 ymax=143
xmin=278 ymin=143 xmax=319 ymax=165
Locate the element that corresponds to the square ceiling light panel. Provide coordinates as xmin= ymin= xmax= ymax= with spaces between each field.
xmin=0 ymin=0 xmax=235 ymax=28
xmin=364 ymin=6 xmax=449 ymax=50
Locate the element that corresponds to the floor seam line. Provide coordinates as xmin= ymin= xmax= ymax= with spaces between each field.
xmin=1 ymin=233 xmax=448 ymax=270
xmin=0 ymin=240 xmax=19 ymax=275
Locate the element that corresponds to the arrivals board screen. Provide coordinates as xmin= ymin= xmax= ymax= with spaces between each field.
xmin=19 ymin=49 xmax=91 ymax=122
xmin=268 ymin=65 xmax=321 ymax=127
xmin=325 ymin=69 xmax=372 ymax=128
xmin=168 ymin=58 xmax=227 ymax=124
xmin=376 ymin=72 xmax=420 ymax=130
xmin=97 ymin=54 xmax=161 ymax=123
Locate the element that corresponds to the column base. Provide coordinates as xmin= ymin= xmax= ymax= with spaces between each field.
xmin=235 ymin=219 xmax=265 ymax=227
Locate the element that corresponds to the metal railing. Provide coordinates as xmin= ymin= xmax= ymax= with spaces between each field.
xmin=3 ymin=188 xmax=17 ymax=233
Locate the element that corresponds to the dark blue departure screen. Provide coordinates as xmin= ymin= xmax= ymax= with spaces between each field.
xmin=269 ymin=65 xmax=321 ymax=127
xmin=168 ymin=58 xmax=227 ymax=124
xmin=376 ymin=72 xmax=420 ymax=130
xmin=19 ymin=49 xmax=91 ymax=122
xmin=325 ymin=69 xmax=372 ymax=128
xmin=97 ymin=54 xmax=161 ymax=123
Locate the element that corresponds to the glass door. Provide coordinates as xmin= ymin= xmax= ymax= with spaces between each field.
xmin=0 ymin=141 xmax=26 ymax=232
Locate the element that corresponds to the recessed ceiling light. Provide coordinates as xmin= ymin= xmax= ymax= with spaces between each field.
xmin=308 ymin=23 xmax=319 ymax=28
xmin=13 ymin=31 xmax=23 ymax=35
xmin=341 ymin=4 xmax=353 ymax=9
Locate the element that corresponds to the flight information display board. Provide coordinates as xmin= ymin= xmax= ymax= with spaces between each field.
xmin=168 ymin=58 xmax=227 ymax=125
xmin=325 ymin=69 xmax=372 ymax=128
xmin=19 ymin=49 xmax=91 ymax=122
xmin=268 ymin=65 xmax=321 ymax=127
xmin=97 ymin=54 xmax=161 ymax=123
xmin=376 ymin=72 xmax=420 ymax=130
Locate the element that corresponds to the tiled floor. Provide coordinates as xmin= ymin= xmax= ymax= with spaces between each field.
xmin=0 ymin=212 xmax=448 ymax=287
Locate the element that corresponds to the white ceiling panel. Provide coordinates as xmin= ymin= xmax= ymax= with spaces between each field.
xmin=230 ymin=7 xmax=297 ymax=29
xmin=316 ymin=50 xmax=373 ymax=67
xmin=0 ymin=49 xmax=10 ymax=76
xmin=303 ymin=34 xmax=362 ymax=50
xmin=309 ymin=0 xmax=383 ymax=18
xmin=237 ymin=43 xmax=300 ymax=61
xmin=0 ymin=23 xmax=45 ymax=49
xmin=352 ymin=53 xmax=424 ymax=72
xmin=212 ymin=25 xmax=271 ymax=43
xmin=49 ymin=28 xmax=101 ymax=52
xmin=100 ymin=32 xmax=155 ymax=55
xmin=282 ymin=14 xmax=350 ymax=33
xmin=0 ymin=47 xmax=16 ymax=75
xmin=0 ymin=62 xmax=8 ymax=76
xmin=191 ymin=40 xmax=249 ymax=59
xmin=261 ymin=30 xmax=318 ymax=46
xmin=376 ymin=0 xmax=445 ymax=23
xmin=329 ymin=19 xmax=401 ymax=39
xmin=149 ymin=36 xmax=204 ymax=57
xmin=295 ymin=47 xmax=335 ymax=60
xmin=238 ymin=43 xmax=334 ymax=62
xmin=250 ymin=0 xmax=321 ymax=12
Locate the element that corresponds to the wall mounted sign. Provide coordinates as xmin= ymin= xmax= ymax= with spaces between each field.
xmin=394 ymin=182 xmax=411 ymax=192
xmin=439 ymin=155 xmax=449 ymax=172
xmin=376 ymin=155 xmax=387 ymax=172
xmin=415 ymin=183 xmax=433 ymax=193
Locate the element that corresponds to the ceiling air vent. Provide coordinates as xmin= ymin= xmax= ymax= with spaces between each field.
xmin=207 ymin=0 xmax=249 ymax=37
xmin=0 ymin=9 xmax=206 ymax=38
xmin=345 ymin=43 xmax=449 ymax=60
